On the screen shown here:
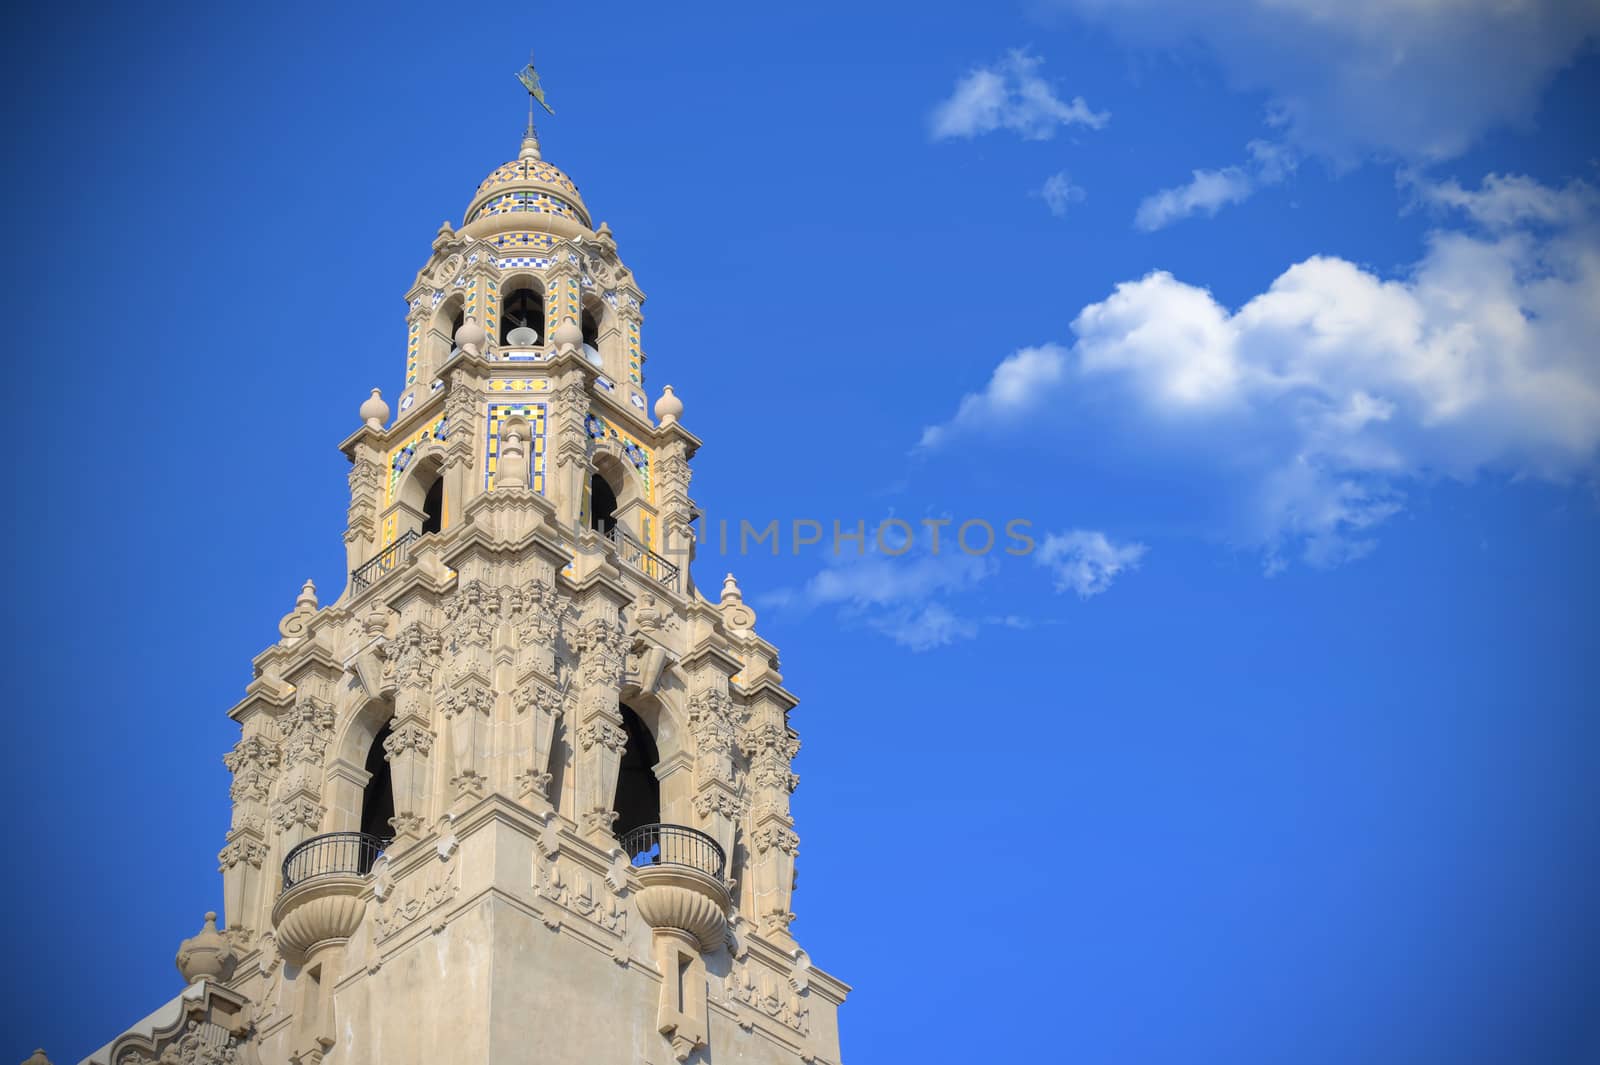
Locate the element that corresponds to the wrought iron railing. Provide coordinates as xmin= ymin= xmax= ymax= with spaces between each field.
xmin=351 ymin=529 xmax=420 ymax=593
xmin=619 ymin=823 xmax=725 ymax=880
xmin=606 ymin=525 xmax=682 ymax=592
xmin=281 ymin=831 xmax=386 ymax=891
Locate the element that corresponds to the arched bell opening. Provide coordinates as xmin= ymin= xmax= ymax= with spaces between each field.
xmin=421 ymin=476 xmax=444 ymax=535
xmin=501 ymin=279 xmax=545 ymax=346
xmin=588 ymin=468 xmax=620 ymax=537
xmin=428 ymin=294 xmax=465 ymax=374
xmin=613 ymin=703 xmax=661 ymax=841
xmin=398 ymin=453 xmax=448 ymax=538
xmin=359 ymin=720 xmax=395 ymax=847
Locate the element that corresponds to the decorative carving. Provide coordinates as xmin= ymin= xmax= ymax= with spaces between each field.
xmin=438 ymin=682 xmax=494 ymax=719
xmin=223 ymin=736 xmax=279 ymax=803
xmin=534 ymin=851 xmax=627 ymax=937
xmin=217 ymin=838 xmax=268 ymax=871
xmin=271 ymin=797 xmax=324 ymax=834
xmin=726 ymin=960 xmax=810 ymax=1035
xmin=753 ymin=824 xmax=800 ymax=856
xmin=390 ymin=623 xmax=442 ymax=689
xmin=692 ymin=789 xmax=746 ymax=820
xmin=510 ymin=578 xmax=565 ymax=647
xmin=383 ymin=721 xmax=435 ymax=757
xmin=575 ymin=617 xmax=629 ymax=689
xmin=277 ymin=579 xmax=320 ymax=641
xmin=374 ymin=851 xmax=461 ymax=940
xmin=512 ymin=678 xmax=562 ymax=718
xmin=277 ymin=697 xmax=336 ymax=765
xmin=576 ymin=720 xmax=627 ymax=753
xmin=687 ymin=688 xmax=739 ymax=756
xmin=443 ymin=579 xmax=497 ymax=650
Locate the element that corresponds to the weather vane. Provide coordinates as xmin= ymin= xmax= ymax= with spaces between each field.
xmin=516 ymin=52 xmax=555 ymax=139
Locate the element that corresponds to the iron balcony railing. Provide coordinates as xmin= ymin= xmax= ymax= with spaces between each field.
xmin=605 ymin=525 xmax=682 ymax=592
xmin=619 ymin=823 xmax=725 ymax=880
xmin=281 ymin=831 xmax=386 ymax=892
xmin=351 ymin=529 xmax=420 ymax=593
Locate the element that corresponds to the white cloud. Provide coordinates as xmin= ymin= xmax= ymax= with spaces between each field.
xmin=803 ymin=550 xmax=995 ymax=610
xmin=1036 ymin=531 xmax=1149 ymax=596
xmin=1134 ymin=140 xmax=1296 ymax=231
xmin=1045 ymin=0 xmax=1600 ymax=162
xmin=871 ymin=603 xmax=978 ymax=651
xmin=916 ymin=344 xmax=1068 ymax=449
xmin=1039 ymin=171 xmax=1088 ymax=216
xmin=931 ymin=50 xmax=1109 ymax=141
xmin=919 ymin=173 xmax=1600 ymax=568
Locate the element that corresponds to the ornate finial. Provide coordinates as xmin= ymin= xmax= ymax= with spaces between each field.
xmin=21 ymin=1052 xmax=52 ymax=1065
xmin=360 ymin=388 xmax=390 ymax=430
xmin=516 ymin=51 xmax=555 ymax=159
xmin=175 ymin=911 xmax=236 ymax=985
xmin=455 ymin=316 xmax=487 ymax=358
xmin=654 ymin=385 xmax=684 ymax=426
xmin=720 ymin=573 xmax=758 ymax=635
xmin=279 ymin=579 xmax=320 ymax=641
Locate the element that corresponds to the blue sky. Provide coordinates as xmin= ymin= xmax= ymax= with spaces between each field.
xmin=3 ymin=2 xmax=1597 ymax=1062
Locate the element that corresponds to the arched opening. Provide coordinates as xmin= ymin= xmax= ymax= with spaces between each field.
xmin=613 ymin=704 xmax=661 ymax=840
xmin=501 ymin=284 xmax=545 ymax=346
xmin=421 ymin=475 xmax=444 ymax=535
xmin=589 ymin=470 xmax=618 ymax=537
xmin=428 ymin=295 xmax=465 ymax=373
xmin=360 ymin=720 xmax=395 ymax=846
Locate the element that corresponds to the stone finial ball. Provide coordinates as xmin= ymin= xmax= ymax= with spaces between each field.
xmin=175 ymin=910 xmax=235 ymax=985
xmin=359 ymin=388 xmax=390 ymax=427
xmin=553 ymin=316 xmax=583 ymax=350
xmin=455 ymin=316 xmax=487 ymax=351
xmin=654 ymin=385 xmax=684 ymax=424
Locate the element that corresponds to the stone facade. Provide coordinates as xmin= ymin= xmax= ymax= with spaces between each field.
xmin=63 ymin=116 xmax=847 ymax=1065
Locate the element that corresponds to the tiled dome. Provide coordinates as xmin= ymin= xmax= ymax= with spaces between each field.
xmin=464 ymin=137 xmax=590 ymax=229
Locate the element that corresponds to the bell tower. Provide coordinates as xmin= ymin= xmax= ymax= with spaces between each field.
xmin=72 ymin=62 xmax=848 ymax=1065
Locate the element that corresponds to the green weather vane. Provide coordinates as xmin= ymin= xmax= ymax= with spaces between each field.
xmin=516 ymin=52 xmax=555 ymax=138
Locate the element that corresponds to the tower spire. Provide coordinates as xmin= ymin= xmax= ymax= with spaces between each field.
xmin=515 ymin=51 xmax=555 ymax=161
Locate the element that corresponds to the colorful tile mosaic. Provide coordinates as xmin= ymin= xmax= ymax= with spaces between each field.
xmin=625 ymin=319 xmax=642 ymax=385
xmin=629 ymin=392 xmax=647 ymax=411
xmin=491 ymin=232 xmax=558 ymax=251
xmin=585 ymin=411 xmax=654 ymax=504
xmin=497 ymin=255 xmax=555 ymax=270
xmin=475 ymin=158 xmax=581 ymax=199
xmin=487 ymin=378 xmax=550 ymax=394
xmin=406 ymin=319 xmax=422 ymax=386
xmin=385 ymin=414 xmax=449 ymax=507
xmin=468 ymin=191 xmax=578 ymax=224
xmin=485 ymin=402 xmax=548 ymax=493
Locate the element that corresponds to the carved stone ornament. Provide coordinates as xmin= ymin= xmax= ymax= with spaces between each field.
xmin=576 ymin=719 xmax=628 ymax=753
xmin=383 ymin=720 xmax=435 ymax=757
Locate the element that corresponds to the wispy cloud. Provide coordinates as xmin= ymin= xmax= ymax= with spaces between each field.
xmin=1036 ymin=531 xmax=1148 ymax=597
xmin=930 ymin=50 xmax=1108 ymax=141
xmin=1038 ymin=171 xmax=1088 ymax=217
xmin=1134 ymin=141 xmax=1295 ymax=231
xmin=919 ymin=173 xmax=1600 ymax=570
xmin=763 ymin=531 xmax=1141 ymax=651
xmin=1045 ymin=0 xmax=1600 ymax=163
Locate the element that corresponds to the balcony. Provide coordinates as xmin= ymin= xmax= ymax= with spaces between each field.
xmin=281 ymin=831 xmax=386 ymax=890
xmin=606 ymin=526 xmax=682 ymax=592
xmin=271 ymin=832 xmax=385 ymax=962
xmin=621 ymin=823 xmax=729 ymax=952
xmin=351 ymin=529 xmax=420 ymax=593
